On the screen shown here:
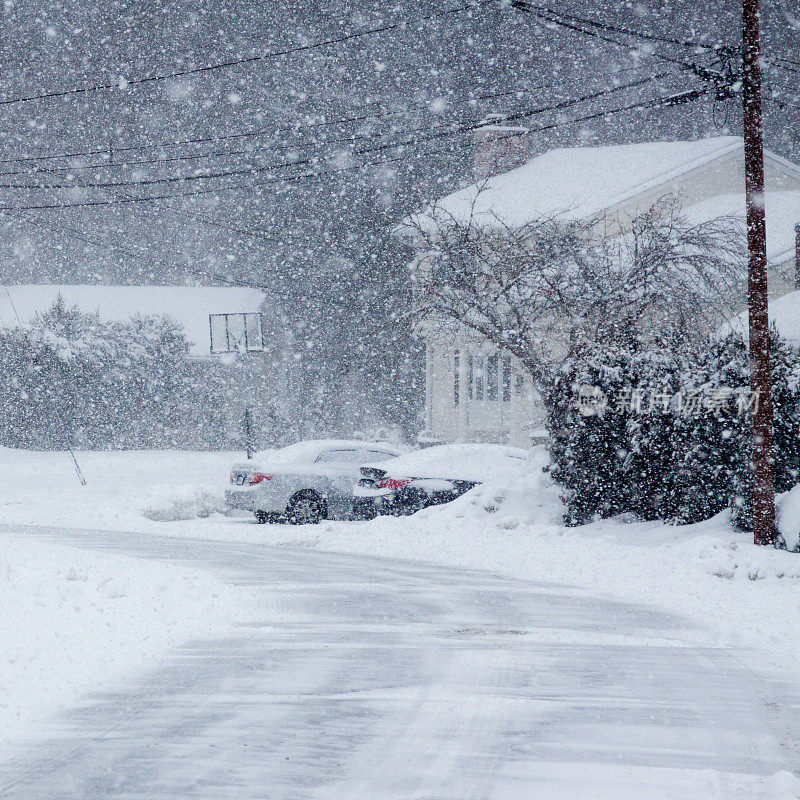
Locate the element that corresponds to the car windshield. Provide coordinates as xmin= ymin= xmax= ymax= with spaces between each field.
xmin=315 ymin=449 xmax=369 ymax=464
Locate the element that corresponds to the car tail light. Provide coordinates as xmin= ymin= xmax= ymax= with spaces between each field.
xmin=376 ymin=477 xmax=412 ymax=490
xmin=248 ymin=472 xmax=273 ymax=485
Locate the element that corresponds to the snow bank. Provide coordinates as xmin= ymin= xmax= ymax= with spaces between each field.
xmin=0 ymin=531 xmax=245 ymax=759
xmin=778 ymin=484 xmax=800 ymax=552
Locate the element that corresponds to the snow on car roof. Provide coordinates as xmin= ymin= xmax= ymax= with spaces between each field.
xmin=251 ymin=439 xmax=405 ymax=465
xmin=374 ymin=443 xmax=530 ymax=483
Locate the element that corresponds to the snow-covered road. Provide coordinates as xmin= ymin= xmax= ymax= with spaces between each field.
xmin=1 ymin=524 xmax=797 ymax=799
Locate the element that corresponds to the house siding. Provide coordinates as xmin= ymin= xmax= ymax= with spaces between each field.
xmin=424 ymin=333 xmax=544 ymax=448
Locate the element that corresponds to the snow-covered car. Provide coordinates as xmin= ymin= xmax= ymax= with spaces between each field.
xmin=225 ymin=440 xmax=406 ymax=524
xmin=353 ymin=443 xmax=530 ymax=517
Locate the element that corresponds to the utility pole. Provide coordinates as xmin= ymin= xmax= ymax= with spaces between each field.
xmin=741 ymin=0 xmax=776 ymax=545
xmin=244 ymin=406 xmax=254 ymax=460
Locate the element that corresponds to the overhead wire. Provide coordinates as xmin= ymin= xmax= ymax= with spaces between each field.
xmin=510 ymin=0 xmax=733 ymax=80
xmin=0 ymin=70 xmax=686 ymax=193
xmin=0 ymin=79 xmax=710 ymax=212
xmin=0 ymin=0 xmax=498 ymax=108
xmin=0 ymin=62 xmax=655 ymax=173
xmin=510 ymin=1 xmax=728 ymax=51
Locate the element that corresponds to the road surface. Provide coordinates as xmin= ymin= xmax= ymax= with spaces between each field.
xmin=0 ymin=524 xmax=797 ymax=799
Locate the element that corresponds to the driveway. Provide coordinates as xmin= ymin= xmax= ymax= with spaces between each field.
xmin=0 ymin=524 xmax=796 ymax=799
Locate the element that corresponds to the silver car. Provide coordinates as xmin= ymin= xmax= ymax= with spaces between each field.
xmin=225 ymin=439 xmax=406 ymax=524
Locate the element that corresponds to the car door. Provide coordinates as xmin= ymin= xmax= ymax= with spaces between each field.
xmin=313 ymin=449 xmax=367 ymax=517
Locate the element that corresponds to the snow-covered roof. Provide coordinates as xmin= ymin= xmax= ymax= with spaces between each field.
xmin=0 ymin=284 xmax=266 ymax=357
xmin=241 ymin=439 xmax=407 ymax=468
xmin=684 ymin=190 xmax=800 ymax=265
xmin=407 ymin=137 xmax=742 ymax=231
xmin=724 ymin=290 xmax=800 ymax=346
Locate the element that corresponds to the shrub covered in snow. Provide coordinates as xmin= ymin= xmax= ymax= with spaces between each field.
xmin=0 ymin=298 xmax=232 ymax=449
xmin=549 ymin=331 xmax=800 ymax=529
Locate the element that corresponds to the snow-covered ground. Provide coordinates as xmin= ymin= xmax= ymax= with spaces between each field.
xmin=13 ymin=445 xmax=790 ymax=680
xmin=0 ymin=448 xmax=234 ymax=531
xmin=0 ymin=449 xmax=259 ymax=759
xmin=3 ymin=445 xmax=800 ymax=795
xmin=4 ymin=445 xmax=800 ymax=686
xmin=0 ymin=532 xmax=253 ymax=760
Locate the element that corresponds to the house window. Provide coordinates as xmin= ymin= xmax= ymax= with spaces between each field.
xmin=487 ymin=354 xmax=499 ymax=400
xmin=474 ymin=356 xmax=484 ymax=401
xmin=454 ymin=350 xmax=460 ymax=406
xmin=502 ymin=357 xmax=512 ymax=402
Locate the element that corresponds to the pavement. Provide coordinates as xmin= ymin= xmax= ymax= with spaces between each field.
xmin=1 ymin=524 xmax=797 ymax=799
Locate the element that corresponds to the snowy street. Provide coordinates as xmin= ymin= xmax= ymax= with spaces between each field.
xmin=1 ymin=523 xmax=797 ymax=799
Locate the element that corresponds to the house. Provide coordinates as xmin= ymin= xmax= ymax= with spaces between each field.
xmin=399 ymin=132 xmax=800 ymax=448
xmin=0 ymin=283 xmax=280 ymax=449
xmin=0 ymin=284 xmax=266 ymax=358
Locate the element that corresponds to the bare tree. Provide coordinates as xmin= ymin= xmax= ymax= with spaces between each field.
xmin=403 ymin=193 xmax=745 ymax=404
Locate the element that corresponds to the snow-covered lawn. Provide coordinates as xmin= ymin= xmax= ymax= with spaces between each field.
xmin=0 ymin=531 xmax=250 ymax=760
xmin=0 ymin=447 xmax=233 ymax=530
xmin=0 ymin=448 xmax=255 ymax=759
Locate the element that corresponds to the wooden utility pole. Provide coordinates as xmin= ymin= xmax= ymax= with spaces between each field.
xmin=244 ymin=406 xmax=254 ymax=460
xmin=742 ymin=0 xmax=776 ymax=545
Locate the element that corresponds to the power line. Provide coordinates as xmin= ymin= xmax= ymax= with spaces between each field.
xmin=510 ymin=0 xmax=731 ymax=79
xmin=0 ymin=62 xmax=654 ymax=173
xmin=0 ymin=71 xmax=681 ymax=192
xmin=510 ymin=1 xmax=729 ymax=51
xmin=0 ymin=81 xmax=709 ymax=212
xmin=0 ymin=0 xmax=496 ymax=109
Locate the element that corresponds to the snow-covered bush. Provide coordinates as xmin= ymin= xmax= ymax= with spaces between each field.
xmin=549 ymin=331 xmax=800 ymax=529
xmin=0 ymin=298 xmax=231 ymax=450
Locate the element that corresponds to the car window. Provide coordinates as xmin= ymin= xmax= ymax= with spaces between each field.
xmin=314 ymin=449 xmax=365 ymax=464
xmin=361 ymin=450 xmax=396 ymax=463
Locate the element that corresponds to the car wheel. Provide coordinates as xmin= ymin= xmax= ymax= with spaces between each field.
xmin=287 ymin=491 xmax=325 ymax=525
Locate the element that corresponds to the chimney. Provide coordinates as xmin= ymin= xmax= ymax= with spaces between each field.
xmin=472 ymin=114 xmax=533 ymax=181
xmin=795 ymin=224 xmax=800 ymax=290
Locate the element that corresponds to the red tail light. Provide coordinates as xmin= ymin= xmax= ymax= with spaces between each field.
xmin=248 ymin=472 xmax=273 ymax=485
xmin=376 ymin=477 xmax=412 ymax=490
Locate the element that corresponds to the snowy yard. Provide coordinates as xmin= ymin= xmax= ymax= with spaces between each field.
xmin=0 ymin=529 xmax=254 ymax=761
xmin=0 ymin=449 xmax=260 ymax=759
